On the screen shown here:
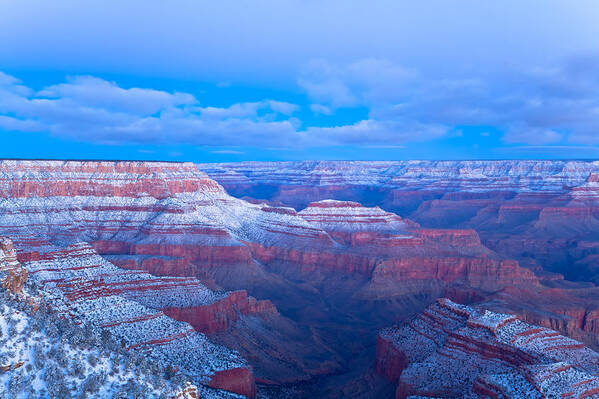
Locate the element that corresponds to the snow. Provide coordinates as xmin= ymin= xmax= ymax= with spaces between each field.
xmin=197 ymin=160 xmax=599 ymax=195
xmin=0 ymin=276 xmax=244 ymax=398
xmin=382 ymin=298 xmax=599 ymax=398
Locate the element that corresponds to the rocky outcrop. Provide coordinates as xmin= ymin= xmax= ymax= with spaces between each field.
xmin=374 ymin=334 xmax=407 ymax=382
xmin=208 ymin=368 xmax=257 ymax=399
xmin=174 ymin=382 xmax=200 ymax=399
xmin=17 ymin=239 xmax=256 ymax=397
xmin=163 ymin=290 xmax=278 ymax=334
xmin=0 ymin=286 xmax=245 ymax=399
xmin=376 ymin=298 xmax=599 ymax=398
xmin=0 ymin=237 xmax=27 ymax=295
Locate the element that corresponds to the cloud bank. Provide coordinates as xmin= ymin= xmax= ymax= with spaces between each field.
xmin=1 ymin=53 xmax=598 ymax=149
xmin=0 ymin=71 xmax=452 ymax=147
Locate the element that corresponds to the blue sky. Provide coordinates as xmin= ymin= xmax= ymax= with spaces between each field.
xmin=1 ymin=0 xmax=599 ymax=161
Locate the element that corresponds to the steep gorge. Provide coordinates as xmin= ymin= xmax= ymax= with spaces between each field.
xmin=2 ymin=160 xmax=599 ymax=397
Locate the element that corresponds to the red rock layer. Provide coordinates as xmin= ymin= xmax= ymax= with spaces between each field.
xmin=163 ymin=290 xmax=278 ymax=334
xmin=416 ymin=228 xmax=481 ymax=247
xmin=246 ymin=242 xmax=376 ymax=276
xmin=92 ymin=240 xmax=252 ymax=277
xmin=208 ymin=367 xmax=257 ymax=398
xmin=374 ymin=335 xmax=407 ymax=382
xmin=376 ymin=298 xmax=599 ymax=398
xmin=0 ymin=161 xmax=222 ymax=199
xmin=371 ymin=257 xmax=537 ymax=290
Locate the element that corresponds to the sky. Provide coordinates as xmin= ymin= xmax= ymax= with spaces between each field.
xmin=1 ymin=0 xmax=599 ymax=162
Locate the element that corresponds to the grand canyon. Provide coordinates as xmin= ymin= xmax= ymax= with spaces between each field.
xmin=4 ymin=1 xmax=598 ymax=397
xmin=0 ymin=159 xmax=598 ymax=398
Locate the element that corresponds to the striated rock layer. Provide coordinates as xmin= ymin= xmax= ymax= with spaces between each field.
xmin=19 ymin=239 xmax=256 ymax=397
xmin=196 ymin=160 xmax=599 ymax=282
xmin=5 ymin=159 xmax=599 ymax=397
xmin=198 ymin=160 xmax=599 ymax=352
xmin=376 ymin=298 xmax=599 ymax=398
xmin=0 ymin=160 xmax=349 ymax=393
xmin=0 ymin=160 xmax=538 ymax=314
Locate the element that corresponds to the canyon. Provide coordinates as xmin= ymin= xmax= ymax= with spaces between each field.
xmin=197 ymin=160 xmax=599 ymax=396
xmin=1 ymin=159 xmax=599 ymax=397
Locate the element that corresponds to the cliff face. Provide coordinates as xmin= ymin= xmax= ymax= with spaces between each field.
xmin=0 ymin=161 xmax=347 ymax=395
xmin=197 ymin=160 xmax=599 ymax=285
xmin=0 ymin=237 xmax=27 ymax=294
xmin=162 ymin=290 xmax=278 ymax=334
xmin=0 ymin=161 xmax=535 ymax=312
xmin=376 ymin=298 xmax=599 ymax=398
xmin=17 ymin=240 xmax=256 ymax=397
xmin=0 ymin=277 xmax=239 ymax=399
xmin=6 ymin=159 xmax=599 ymax=397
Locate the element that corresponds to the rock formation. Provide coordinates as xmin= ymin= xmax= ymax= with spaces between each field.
xmin=198 ymin=160 xmax=599 ymax=353
xmin=3 ymin=159 xmax=599 ymax=397
xmin=376 ymin=298 xmax=599 ymax=398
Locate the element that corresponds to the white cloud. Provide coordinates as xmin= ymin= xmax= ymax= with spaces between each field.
xmin=37 ymin=76 xmax=196 ymax=115
xmin=211 ymin=150 xmax=244 ymax=154
xmin=298 ymin=55 xmax=599 ymax=146
xmin=0 ymin=115 xmax=44 ymax=132
xmin=302 ymin=119 xmax=448 ymax=146
xmin=0 ymin=72 xmax=450 ymax=148
xmin=310 ymin=104 xmax=332 ymax=115
xmin=197 ymin=102 xmax=263 ymax=119
xmin=298 ymin=78 xmax=357 ymax=108
xmin=298 ymin=59 xmax=417 ymax=109
xmin=503 ymin=126 xmax=563 ymax=145
xmin=197 ymin=100 xmax=298 ymax=119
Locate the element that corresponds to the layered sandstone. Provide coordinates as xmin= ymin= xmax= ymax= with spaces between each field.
xmin=0 ymin=160 xmax=349 ymax=393
xmin=197 ymin=160 xmax=599 ymax=320
xmin=376 ymin=298 xmax=599 ymax=398
xmin=4 ymin=159 xmax=595 ymax=398
xmin=19 ymin=240 xmax=257 ymax=397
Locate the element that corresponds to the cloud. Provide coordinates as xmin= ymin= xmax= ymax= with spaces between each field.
xmin=0 ymin=115 xmax=44 ymax=132
xmin=298 ymin=55 xmax=599 ymax=146
xmin=197 ymin=100 xmax=298 ymax=119
xmin=503 ymin=126 xmax=563 ymax=145
xmin=298 ymin=59 xmax=417 ymax=109
xmin=302 ymin=119 xmax=448 ymax=146
xmin=310 ymin=104 xmax=332 ymax=115
xmin=0 ymin=73 xmax=300 ymax=146
xmin=0 ymin=72 xmax=451 ymax=148
xmin=4 ymin=50 xmax=598 ymax=150
xmin=37 ymin=76 xmax=196 ymax=115
xmin=211 ymin=150 xmax=244 ymax=154
xmin=266 ymin=100 xmax=299 ymax=116
xmin=197 ymin=102 xmax=264 ymax=119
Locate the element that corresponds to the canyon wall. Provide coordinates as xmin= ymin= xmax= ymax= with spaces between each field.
xmin=376 ymin=298 xmax=599 ymax=398
xmin=3 ymin=159 xmax=599 ymax=397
